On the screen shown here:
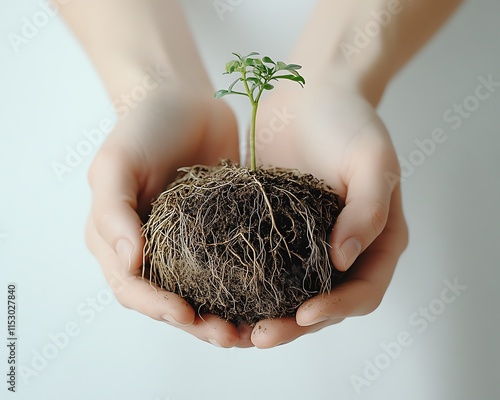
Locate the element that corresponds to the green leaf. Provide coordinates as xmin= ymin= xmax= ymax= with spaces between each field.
xmin=253 ymin=67 xmax=264 ymax=78
xmin=276 ymin=61 xmax=287 ymax=71
xmin=228 ymin=91 xmax=249 ymax=96
xmin=244 ymin=51 xmax=260 ymax=58
xmin=281 ymin=69 xmax=304 ymax=80
xmin=271 ymin=74 xmax=305 ymax=87
xmin=263 ymin=83 xmax=274 ymax=90
xmin=225 ymin=60 xmax=241 ymax=74
xmin=284 ymin=63 xmax=302 ymax=70
xmin=214 ymin=89 xmax=229 ymax=98
xmin=275 ymin=61 xmax=303 ymax=73
xmin=274 ymin=74 xmax=303 ymax=82
xmin=228 ymin=77 xmax=242 ymax=92
xmin=245 ymin=58 xmax=260 ymax=67
xmin=262 ymin=56 xmax=275 ymax=64
xmin=292 ymin=76 xmax=305 ymax=85
xmin=246 ymin=77 xmax=260 ymax=84
xmin=239 ymin=52 xmax=259 ymax=64
xmin=253 ymin=64 xmax=266 ymax=74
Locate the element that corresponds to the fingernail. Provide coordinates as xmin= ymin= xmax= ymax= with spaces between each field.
xmin=340 ymin=237 xmax=362 ymax=269
xmin=308 ymin=316 xmax=328 ymax=326
xmin=208 ymin=339 xmax=221 ymax=347
xmin=162 ymin=314 xmax=191 ymax=327
xmin=116 ymin=239 xmax=134 ymax=271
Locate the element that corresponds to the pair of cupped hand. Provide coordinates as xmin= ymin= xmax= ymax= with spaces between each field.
xmin=85 ymin=80 xmax=408 ymax=348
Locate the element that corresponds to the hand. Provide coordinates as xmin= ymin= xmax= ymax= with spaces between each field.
xmin=85 ymin=82 xmax=252 ymax=348
xmin=248 ymin=82 xmax=409 ymax=348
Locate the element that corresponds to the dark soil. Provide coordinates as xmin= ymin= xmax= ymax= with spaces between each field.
xmin=142 ymin=160 xmax=343 ymax=325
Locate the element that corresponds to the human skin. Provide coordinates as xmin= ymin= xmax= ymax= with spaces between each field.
xmin=248 ymin=0 xmax=463 ymax=348
xmin=61 ymin=0 xmax=243 ymax=347
xmin=59 ymin=0 xmax=462 ymax=348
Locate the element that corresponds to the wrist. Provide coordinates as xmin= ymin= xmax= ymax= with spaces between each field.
xmin=106 ymin=60 xmax=213 ymax=101
xmin=300 ymin=59 xmax=389 ymax=108
xmin=291 ymin=0 xmax=463 ymax=107
xmin=288 ymin=0 xmax=398 ymax=107
xmin=59 ymin=0 xmax=213 ymax=100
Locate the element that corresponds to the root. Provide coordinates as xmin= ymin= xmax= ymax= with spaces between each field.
xmin=141 ymin=160 xmax=342 ymax=325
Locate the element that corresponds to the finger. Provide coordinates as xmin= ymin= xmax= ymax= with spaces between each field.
xmin=236 ymin=323 xmax=255 ymax=348
xmin=296 ymin=279 xmax=386 ymax=327
xmin=86 ymin=217 xmax=243 ymax=346
xmin=86 ymin=216 xmax=195 ymax=324
xmin=88 ymin=145 xmax=144 ymax=272
xmin=251 ymin=317 xmax=344 ymax=349
xmin=168 ymin=314 xmax=240 ymax=348
xmin=329 ymin=151 xmax=398 ymax=271
xmin=299 ymin=186 xmax=408 ymax=326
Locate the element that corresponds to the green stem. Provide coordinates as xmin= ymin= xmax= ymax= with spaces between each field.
xmin=241 ymin=67 xmax=259 ymax=171
xmin=249 ymin=87 xmax=266 ymax=171
xmin=250 ymin=101 xmax=258 ymax=171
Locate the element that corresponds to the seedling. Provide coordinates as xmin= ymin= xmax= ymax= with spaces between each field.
xmin=143 ymin=52 xmax=342 ymax=326
xmin=214 ymin=52 xmax=305 ymax=170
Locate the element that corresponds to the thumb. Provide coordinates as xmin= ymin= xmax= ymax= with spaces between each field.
xmin=329 ymin=164 xmax=394 ymax=271
xmin=88 ymin=145 xmax=144 ymax=272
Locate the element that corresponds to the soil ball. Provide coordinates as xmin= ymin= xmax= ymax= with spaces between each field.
xmin=142 ymin=160 xmax=343 ymax=325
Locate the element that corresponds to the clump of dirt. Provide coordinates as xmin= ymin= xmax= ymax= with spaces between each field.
xmin=142 ymin=160 xmax=343 ymax=325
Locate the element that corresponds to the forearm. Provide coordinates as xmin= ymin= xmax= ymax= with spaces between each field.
xmin=58 ymin=0 xmax=210 ymax=99
xmin=292 ymin=0 xmax=463 ymax=106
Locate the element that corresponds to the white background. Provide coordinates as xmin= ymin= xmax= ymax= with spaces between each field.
xmin=1 ymin=1 xmax=499 ymax=399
